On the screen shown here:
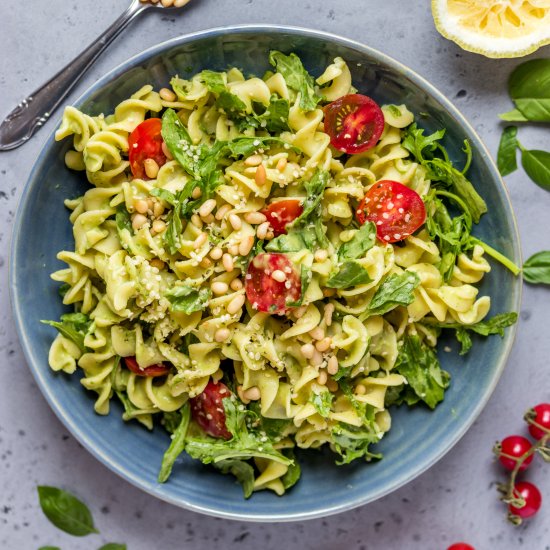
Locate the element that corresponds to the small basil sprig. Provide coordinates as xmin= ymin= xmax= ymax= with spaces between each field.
xmin=98 ymin=544 xmax=127 ymax=550
xmin=326 ymin=261 xmax=372 ymax=288
xmin=37 ymin=486 xmax=99 ymax=537
xmin=523 ymin=251 xmax=550 ymax=285
xmin=497 ymin=126 xmax=519 ymax=177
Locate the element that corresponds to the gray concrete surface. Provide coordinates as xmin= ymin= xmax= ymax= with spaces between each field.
xmin=1 ymin=1 xmax=549 ymax=549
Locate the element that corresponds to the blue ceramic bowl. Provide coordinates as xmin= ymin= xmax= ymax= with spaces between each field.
xmin=10 ymin=25 xmax=521 ymax=521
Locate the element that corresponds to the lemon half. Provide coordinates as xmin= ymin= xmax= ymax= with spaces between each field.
xmin=432 ymin=0 xmax=550 ymax=58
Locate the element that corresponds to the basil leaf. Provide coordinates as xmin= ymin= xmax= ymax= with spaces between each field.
xmin=269 ymin=51 xmax=321 ymax=111
xmin=226 ymin=136 xmax=294 ymax=158
xmin=338 ymin=222 xmax=376 ymax=260
xmin=326 ymin=261 xmax=372 ymax=288
xmin=521 ymin=148 xmax=550 ymax=191
xmin=309 ymin=390 xmax=334 ymax=417
xmin=498 ymin=108 xmax=529 ymax=122
xmin=366 ymin=271 xmax=420 ymax=316
xmin=394 ymin=334 xmax=450 ymax=409
xmin=523 ymin=251 xmax=550 ymax=284
xmin=41 ymin=313 xmax=91 ymax=353
xmin=508 ymin=59 xmax=550 ymax=122
xmin=212 ymin=459 xmax=255 ymax=498
xmin=158 ymin=403 xmax=191 ymax=483
xmin=165 ymin=285 xmax=211 ymax=314
xmin=217 ymin=91 xmax=247 ymax=116
xmin=98 ymin=545 xmax=127 ymax=550
xmin=37 ymin=486 xmax=99 ymax=537
xmin=497 ymin=126 xmax=519 ymax=177
xmin=266 ymin=231 xmax=308 ymax=252
xmin=161 ymin=108 xmax=198 ymax=178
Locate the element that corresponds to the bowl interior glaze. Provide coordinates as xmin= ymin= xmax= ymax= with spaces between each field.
xmin=10 ymin=26 xmax=521 ymax=521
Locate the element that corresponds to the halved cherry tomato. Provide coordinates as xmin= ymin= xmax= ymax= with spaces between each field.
xmin=324 ymin=94 xmax=385 ymax=154
xmin=128 ymin=118 xmax=167 ymax=179
xmin=123 ymin=356 xmax=170 ymax=377
xmin=245 ymin=253 xmax=301 ymax=314
xmin=261 ymin=199 xmax=304 ymax=236
xmin=356 ymin=180 xmax=426 ymax=243
xmin=509 ymin=481 xmax=542 ymax=519
xmin=190 ymin=381 xmax=232 ymax=439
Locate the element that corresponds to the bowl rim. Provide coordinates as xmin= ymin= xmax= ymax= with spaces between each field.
xmin=10 ymin=24 xmax=522 ymax=522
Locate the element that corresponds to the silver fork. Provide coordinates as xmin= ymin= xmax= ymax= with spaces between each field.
xmin=0 ymin=0 xmax=192 ymax=151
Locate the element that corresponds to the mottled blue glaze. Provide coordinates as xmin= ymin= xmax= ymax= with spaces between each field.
xmin=10 ymin=26 xmax=521 ymax=522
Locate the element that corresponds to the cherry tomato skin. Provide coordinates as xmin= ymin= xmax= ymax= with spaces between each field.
xmin=447 ymin=544 xmax=475 ymax=550
xmin=123 ymin=356 xmax=170 ymax=377
xmin=261 ymin=199 xmax=304 ymax=236
xmin=189 ymin=381 xmax=232 ymax=439
xmin=245 ymin=253 xmax=301 ymax=315
xmin=128 ymin=118 xmax=167 ymax=179
xmin=528 ymin=403 xmax=550 ymax=440
xmin=509 ymin=481 xmax=542 ymax=519
xmin=324 ymin=94 xmax=385 ymax=154
xmin=356 ymin=180 xmax=426 ymax=243
xmin=498 ymin=435 xmax=534 ymax=471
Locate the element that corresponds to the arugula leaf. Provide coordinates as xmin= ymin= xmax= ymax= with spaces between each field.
xmin=269 ymin=51 xmax=321 ymax=111
xmin=523 ymin=251 xmax=550 ymax=284
xmin=338 ymin=222 xmax=377 ymax=260
xmin=266 ymin=230 xmax=310 ymax=252
xmin=506 ymin=59 xmax=550 ymax=122
xmin=394 ymin=334 xmax=450 ymax=409
xmin=165 ymin=285 xmax=211 ymax=314
xmin=366 ymin=271 xmax=420 ymax=316
xmin=37 ymin=486 xmax=99 ymax=537
xmin=521 ymin=148 xmax=550 ymax=191
xmin=454 ymin=328 xmax=473 ymax=355
xmin=331 ymin=423 xmax=382 ymax=465
xmin=402 ymin=123 xmax=446 ymax=163
xmin=38 ymin=547 xmax=62 ymax=550
xmin=286 ymin=265 xmax=312 ymax=307
xmin=158 ymin=404 xmax=191 ymax=483
xmin=98 ymin=545 xmax=127 ymax=550
xmin=198 ymin=70 xmax=226 ymax=93
xmin=217 ymin=91 xmax=248 ymax=116
xmin=326 ymin=261 xmax=372 ymax=289
xmin=310 ymin=391 xmax=334 ymax=417
xmin=497 ymin=126 xmax=519 ymax=177
xmin=212 ymin=459 xmax=255 ymax=498
xmin=247 ymin=402 xmax=293 ymax=441
xmin=41 ymin=313 xmax=91 ymax=353
xmin=226 ymin=136 xmax=295 ymax=158
xmin=281 ymin=449 xmax=301 ymax=490
xmin=254 ymin=96 xmax=291 ymax=133
xmin=150 ymin=186 xmax=187 ymax=254
xmin=161 ymin=108 xmax=198 ymax=178
xmin=291 ymin=169 xmax=329 ymax=225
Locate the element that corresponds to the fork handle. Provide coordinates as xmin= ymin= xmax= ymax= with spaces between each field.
xmin=0 ymin=0 xmax=146 ymax=151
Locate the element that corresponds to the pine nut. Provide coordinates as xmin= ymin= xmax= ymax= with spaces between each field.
xmin=199 ymin=199 xmax=216 ymax=217
xmin=134 ymin=199 xmax=149 ymax=214
xmin=222 ymin=253 xmax=234 ymax=272
xmin=132 ymin=213 xmax=148 ymax=230
xmin=228 ymin=244 xmax=239 ymax=256
xmin=236 ymin=385 xmax=249 ymax=403
xmin=161 ymin=142 xmax=173 ymax=160
xmin=144 ymin=158 xmax=160 ymax=179
xmin=243 ymin=386 xmax=261 ymax=401
xmin=276 ymin=157 xmax=288 ymax=172
xmin=255 ymin=163 xmax=266 ymax=186
xmin=152 ymin=219 xmax=166 ymax=234
xmin=326 ymin=379 xmax=339 ymax=392
xmin=200 ymin=257 xmax=212 ymax=268
xmin=191 ymin=186 xmax=202 ymax=199
xmin=324 ymin=303 xmax=335 ymax=326
xmin=174 ymin=0 xmax=189 ymax=6
xmin=293 ymin=306 xmax=307 ymax=319
xmin=314 ymin=249 xmax=328 ymax=262
xmin=161 ymin=0 xmax=174 ymax=8
xmin=159 ymin=86 xmax=176 ymax=101
xmin=256 ymin=221 xmax=270 ymax=240
xmin=311 ymin=349 xmax=324 ymax=366
xmin=244 ymin=154 xmax=262 ymax=166
xmin=149 ymin=258 xmax=165 ymax=270
xmin=194 ymin=232 xmax=208 ymax=248
xmin=309 ymin=326 xmax=325 ymax=341
xmin=244 ymin=211 xmax=267 ymax=225
xmin=227 ymin=293 xmax=245 ymax=314
xmin=265 ymin=231 xmax=275 ymax=240
xmin=317 ymin=370 xmax=328 ymax=385
xmin=300 ymin=343 xmax=315 ymax=359
xmin=211 ymin=282 xmax=229 ymax=295
xmin=215 ymin=328 xmax=230 ymax=342
xmin=215 ymin=204 xmax=232 ymax=220
xmin=327 ymin=355 xmax=339 ymax=375
xmin=153 ymin=201 xmax=164 ymax=217
xmin=228 ymin=213 xmax=242 ymax=231
xmin=239 ymin=235 xmax=255 ymax=257
xmin=230 ymin=278 xmax=243 ymax=290
xmin=323 ymin=288 xmax=336 ymax=297
xmin=202 ymin=213 xmax=214 ymax=224
xmin=210 ymin=247 xmax=223 ymax=260
xmin=315 ymin=337 xmax=332 ymax=353
xmin=355 ymin=384 xmax=367 ymax=395
xmin=191 ymin=214 xmax=203 ymax=228
xmin=272 ymin=269 xmax=286 ymax=282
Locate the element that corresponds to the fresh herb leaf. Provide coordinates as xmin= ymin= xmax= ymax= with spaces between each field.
xmin=226 ymin=136 xmax=294 ymax=158
xmin=37 ymin=486 xmax=99 ymax=537
xmin=58 ymin=283 xmax=71 ymax=298
xmin=269 ymin=51 xmax=321 ymax=111
xmin=150 ymin=186 xmax=186 ymax=254
xmin=158 ymin=404 xmax=191 ymax=483
xmin=198 ymin=69 xmax=226 ymax=93
xmin=402 ymin=123 xmax=446 ymax=163
xmin=506 ymin=59 xmax=550 ymax=122
xmin=331 ymin=423 xmax=382 ymax=465
xmin=41 ymin=313 xmax=91 ymax=353
xmin=394 ymin=334 xmax=450 ymax=409
xmin=217 ymin=91 xmax=247 ymax=116
xmin=338 ymin=222 xmax=377 ymax=260
xmin=38 ymin=547 xmax=61 ymax=550
xmin=365 ymin=271 xmax=420 ymax=316
xmin=98 ymin=545 xmax=127 ymax=550
xmin=255 ymin=96 xmax=291 ymax=133
xmin=497 ymin=126 xmax=519 ymax=176
xmin=454 ymin=328 xmax=473 ymax=355
xmin=115 ymin=205 xmax=132 ymax=233
xmin=165 ymin=285 xmax=211 ymax=314
xmin=161 ymin=108 xmax=198 ymax=178
xmin=523 ymin=251 xmax=550 ymax=284
xmin=292 ymin=169 xmax=329 ymax=224
xmin=266 ymin=230 xmax=309 ymax=252
xmin=281 ymin=450 xmax=301 ymax=490
xmin=521 ymin=148 xmax=550 ymax=191
xmin=287 ymin=266 xmax=312 ymax=307
xmin=212 ymin=459 xmax=255 ymax=498
xmin=499 ymin=108 xmax=529 ymax=122
xmin=310 ymin=391 xmax=334 ymax=417
xmin=326 ymin=261 xmax=372 ymax=289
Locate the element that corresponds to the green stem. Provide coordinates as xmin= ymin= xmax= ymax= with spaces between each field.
xmin=469 ymin=237 xmax=521 ymax=276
